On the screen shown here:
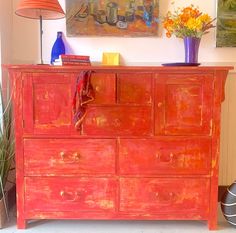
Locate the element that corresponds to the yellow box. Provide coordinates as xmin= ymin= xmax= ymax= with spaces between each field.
xmin=102 ymin=52 xmax=120 ymax=65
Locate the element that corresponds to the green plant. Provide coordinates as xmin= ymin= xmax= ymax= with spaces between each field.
xmin=0 ymin=82 xmax=14 ymax=200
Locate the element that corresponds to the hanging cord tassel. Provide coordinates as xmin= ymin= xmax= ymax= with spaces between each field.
xmin=73 ymin=70 xmax=95 ymax=130
xmin=0 ymin=176 xmax=9 ymax=221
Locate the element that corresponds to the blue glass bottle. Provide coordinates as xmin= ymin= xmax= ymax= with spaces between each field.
xmin=50 ymin=31 xmax=65 ymax=64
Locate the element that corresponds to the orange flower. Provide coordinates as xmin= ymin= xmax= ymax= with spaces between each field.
xmin=182 ymin=6 xmax=200 ymax=18
xmin=163 ymin=18 xmax=173 ymax=26
xmin=180 ymin=13 xmax=190 ymax=23
xmin=166 ymin=32 xmax=172 ymax=38
xmin=162 ymin=4 xmax=215 ymax=39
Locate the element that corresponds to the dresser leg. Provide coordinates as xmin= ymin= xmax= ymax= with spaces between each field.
xmin=208 ymin=219 xmax=217 ymax=231
xmin=17 ymin=218 xmax=26 ymax=229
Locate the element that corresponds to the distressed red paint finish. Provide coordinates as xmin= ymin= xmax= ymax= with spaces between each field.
xmin=155 ymin=73 xmax=214 ymax=135
xmin=24 ymin=177 xmax=117 ymax=213
xmin=83 ymin=106 xmax=152 ymax=136
xmin=4 ymin=65 xmax=233 ymax=230
xmin=119 ymin=138 xmax=211 ymax=175
xmin=24 ymin=139 xmax=116 ymax=175
xmin=119 ymin=178 xmax=210 ymax=215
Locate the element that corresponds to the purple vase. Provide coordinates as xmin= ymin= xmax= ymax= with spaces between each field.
xmin=184 ymin=37 xmax=201 ymax=63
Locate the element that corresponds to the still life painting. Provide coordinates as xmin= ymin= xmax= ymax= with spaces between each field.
xmin=66 ymin=0 xmax=159 ymax=37
xmin=216 ymin=0 xmax=236 ymax=47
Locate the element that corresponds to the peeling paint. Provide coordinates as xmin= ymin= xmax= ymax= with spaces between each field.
xmin=98 ymin=200 xmax=114 ymax=209
xmin=9 ymin=67 xmax=230 ymax=229
xmin=95 ymin=116 xmax=107 ymax=126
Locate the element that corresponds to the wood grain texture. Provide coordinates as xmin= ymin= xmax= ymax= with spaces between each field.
xmin=155 ymin=73 xmax=214 ymax=135
xmin=23 ymin=73 xmax=74 ymax=135
xmin=24 ymin=139 xmax=116 ymax=175
xmin=117 ymin=73 xmax=153 ymax=104
xmin=24 ymin=177 xmax=117 ymax=213
xmin=6 ymin=65 xmax=233 ymax=230
xmin=10 ymin=71 xmax=26 ymax=229
xmin=119 ymin=138 xmax=211 ymax=175
xmin=119 ymin=178 xmax=209 ymax=215
xmin=90 ymin=73 xmax=116 ymax=104
xmin=208 ymin=71 xmax=227 ymax=230
xmin=83 ymin=106 xmax=152 ymax=136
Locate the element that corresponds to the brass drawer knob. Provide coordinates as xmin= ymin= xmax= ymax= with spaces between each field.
xmin=59 ymin=151 xmax=81 ymax=161
xmin=73 ymin=152 xmax=81 ymax=160
xmin=60 ymin=151 xmax=65 ymax=159
xmin=60 ymin=190 xmax=81 ymax=201
xmin=157 ymin=102 xmax=163 ymax=107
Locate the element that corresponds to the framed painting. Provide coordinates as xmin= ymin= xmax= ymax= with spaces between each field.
xmin=66 ymin=0 xmax=159 ymax=37
xmin=216 ymin=0 xmax=236 ymax=47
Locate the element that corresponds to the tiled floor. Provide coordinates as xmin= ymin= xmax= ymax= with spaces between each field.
xmin=2 ymin=205 xmax=235 ymax=233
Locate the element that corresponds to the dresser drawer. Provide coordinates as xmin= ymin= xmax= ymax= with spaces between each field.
xmin=25 ymin=177 xmax=117 ymax=213
xmin=83 ymin=106 xmax=152 ymax=136
xmin=120 ymin=178 xmax=209 ymax=214
xmin=119 ymin=138 xmax=211 ymax=175
xmin=24 ymin=139 xmax=116 ymax=175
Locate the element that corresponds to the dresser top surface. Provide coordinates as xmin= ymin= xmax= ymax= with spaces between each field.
xmin=3 ymin=64 xmax=234 ymax=73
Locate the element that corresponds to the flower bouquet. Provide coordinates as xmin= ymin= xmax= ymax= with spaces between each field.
xmin=162 ymin=4 xmax=215 ymax=63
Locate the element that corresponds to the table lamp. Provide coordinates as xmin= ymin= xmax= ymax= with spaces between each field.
xmin=15 ymin=0 xmax=65 ymax=64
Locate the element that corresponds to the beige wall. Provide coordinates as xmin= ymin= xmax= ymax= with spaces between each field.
xmin=0 ymin=0 xmax=13 ymax=85
xmin=0 ymin=0 xmax=14 ymax=190
xmin=12 ymin=0 xmax=236 ymax=64
xmin=220 ymin=72 xmax=236 ymax=185
xmin=2 ymin=0 xmax=236 ymax=185
xmin=0 ymin=0 xmax=13 ymax=64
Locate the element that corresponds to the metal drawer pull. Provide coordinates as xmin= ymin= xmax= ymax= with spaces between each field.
xmin=169 ymin=192 xmax=174 ymax=197
xmin=155 ymin=153 xmax=174 ymax=162
xmin=72 ymin=152 xmax=81 ymax=160
xmin=60 ymin=151 xmax=65 ymax=159
xmin=60 ymin=190 xmax=80 ymax=201
xmin=59 ymin=151 xmax=81 ymax=161
xmin=155 ymin=192 xmax=175 ymax=201
xmin=157 ymin=102 xmax=163 ymax=107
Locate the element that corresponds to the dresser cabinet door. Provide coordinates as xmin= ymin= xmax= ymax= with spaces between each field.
xmin=117 ymin=73 xmax=153 ymax=104
xmin=90 ymin=73 xmax=116 ymax=104
xmin=23 ymin=73 xmax=74 ymax=134
xmin=155 ymin=73 xmax=214 ymax=135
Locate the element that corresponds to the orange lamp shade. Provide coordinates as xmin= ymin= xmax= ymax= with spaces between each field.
xmin=15 ymin=0 xmax=65 ymax=20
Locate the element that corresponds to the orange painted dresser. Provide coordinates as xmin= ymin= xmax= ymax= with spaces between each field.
xmin=7 ymin=65 xmax=233 ymax=230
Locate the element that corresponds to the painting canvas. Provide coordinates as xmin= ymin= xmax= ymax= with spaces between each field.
xmin=66 ymin=0 xmax=159 ymax=37
xmin=216 ymin=0 xmax=236 ymax=47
